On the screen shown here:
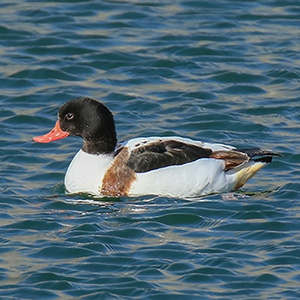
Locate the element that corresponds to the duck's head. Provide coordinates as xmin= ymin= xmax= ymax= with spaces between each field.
xmin=33 ymin=97 xmax=117 ymax=154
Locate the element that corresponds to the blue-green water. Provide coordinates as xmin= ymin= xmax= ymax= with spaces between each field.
xmin=1 ymin=0 xmax=300 ymax=299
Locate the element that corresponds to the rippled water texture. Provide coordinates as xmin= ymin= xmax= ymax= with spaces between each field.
xmin=1 ymin=1 xmax=300 ymax=299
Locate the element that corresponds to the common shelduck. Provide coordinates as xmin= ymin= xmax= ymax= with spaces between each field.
xmin=33 ymin=97 xmax=279 ymax=198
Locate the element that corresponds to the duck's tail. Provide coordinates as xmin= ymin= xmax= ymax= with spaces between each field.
xmin=238 ymin=148 xmax=279 ymax=161
xmin=230 ymin=160 xmax=267 ymax=190
xmin=227 ymin=148 xmax=281 ymax=190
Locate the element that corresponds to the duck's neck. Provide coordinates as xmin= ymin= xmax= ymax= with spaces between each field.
xmin=82 ymin=135 xmax=117 ymax=155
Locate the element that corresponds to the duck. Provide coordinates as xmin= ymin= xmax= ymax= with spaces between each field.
xmin=33 ymin=97 xmax=279 ymax=198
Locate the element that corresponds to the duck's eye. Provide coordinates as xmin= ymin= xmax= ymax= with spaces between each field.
xmin=65 ymin=113 xmax=74 ymax=120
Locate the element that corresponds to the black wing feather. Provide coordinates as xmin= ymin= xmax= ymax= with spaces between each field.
xmin=126 ymin=140 xmax=213 ymax=173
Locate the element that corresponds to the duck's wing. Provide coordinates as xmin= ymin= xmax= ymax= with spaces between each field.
xmin=126 ymin=139 xmax=213 ymax=173
xmin=118 ymin=137 xmax=280 ymax=174
xmin=120 ymin=137 xmax=241 ymax=173
xmin=207 ymin=147 xmax=280 ymax=170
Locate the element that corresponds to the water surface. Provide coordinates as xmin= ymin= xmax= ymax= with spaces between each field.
xmin=0 ymin=1 xmax=300 ymax=299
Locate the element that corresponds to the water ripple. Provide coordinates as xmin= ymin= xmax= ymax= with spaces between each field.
xmin=0 ymin=0 xmax=299 ymax=299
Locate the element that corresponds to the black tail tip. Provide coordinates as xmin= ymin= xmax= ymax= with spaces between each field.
xmin=254 ymin=156 xmax=273 ymax=163
xmin=238 ymin=148 xmax=282 ymax=160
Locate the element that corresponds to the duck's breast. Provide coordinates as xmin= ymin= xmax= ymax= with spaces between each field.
xmin=64 ymin=150 xmax=114 ymax=195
